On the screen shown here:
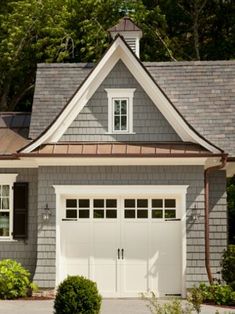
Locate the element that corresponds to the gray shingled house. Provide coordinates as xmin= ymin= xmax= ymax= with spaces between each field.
xmin=0 ymin=17 xmax=235 ymax=298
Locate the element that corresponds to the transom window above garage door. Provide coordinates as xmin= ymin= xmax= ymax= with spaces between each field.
xmin=65 ymin=199 xmax=117 ymax=219
xmin=124 ymin=198 xmax=176 ymax=219
xmin=65 ymin=197 xmax=177 ymax=221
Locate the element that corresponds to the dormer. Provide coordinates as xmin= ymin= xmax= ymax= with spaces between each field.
xmin=108 ymin=16 xmax=143 ymax=58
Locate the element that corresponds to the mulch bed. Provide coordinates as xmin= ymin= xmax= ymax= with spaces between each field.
xmin=18 ymin=296 xmax=54 ymax=300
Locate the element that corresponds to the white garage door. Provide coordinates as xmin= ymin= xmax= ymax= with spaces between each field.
xmin=58 ymin=187 xmax=185 ymax=298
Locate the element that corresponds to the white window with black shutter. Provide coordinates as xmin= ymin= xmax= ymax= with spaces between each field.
xmin=0 ymin=174 xmax=17 ymax=240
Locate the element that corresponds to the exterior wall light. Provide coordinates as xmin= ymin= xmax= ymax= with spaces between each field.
xmin=43 ymin=204 xmax=51 ymax=221
xmin=192 ymin=204 xmax=201 ymax=222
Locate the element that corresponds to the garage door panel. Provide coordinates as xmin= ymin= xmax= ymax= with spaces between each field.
xmin=121 ymin=263 xmax=149 ymax=296
xmin=60 ymin=194 xmax=184 ymax=298
xmin=94 ymin=264 xmax=118 ymax=295
xmin=65 ymin=264 xmax=89 ymax=278
xmin=150 ymin=222 xmax=181 ymax=296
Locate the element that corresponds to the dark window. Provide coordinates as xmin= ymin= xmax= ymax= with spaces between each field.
xmin=106 ymin=199 xmax=117 ymax=208
xmin=106 ymin=210 xmax=117 ymax=219
xmin=137 ymin=199 xmax=148 ymax=208
xmin=124 ymin=199 xmax=135 ymax=208
xmin=66 ymin=199 xmax=77 ymax=208
xmin=152 ymin=209 xmax=163 ymax=219
xmin=152 ymin=199 xmax=163 ymax=208
xmin=125 ymin=209 xmax=135 ymax=218
xmin=137 ymin=209 xmax=148 ymax=218
xmin=79 ymin=199 xmax=89 ymax=208
xmin=165 ymin=210 xmax=176 ymax=219
xmin=66 ymin=210 xmax=77 ymax=219
xmin=165 ymin=199 xmax=176 ymax=208
xmin=79 ymin=210 xmax=89 ymax=219
xmin=94 ymin=209 xmax=104 ymax=218
xmin=94 ymin=199 xmax=104 ymax=208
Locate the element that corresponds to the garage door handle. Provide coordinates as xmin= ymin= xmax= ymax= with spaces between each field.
xmin=121 ymin=249 xmax=124 ymax=259
xmin=117 ymin=249 xmax=120 ymax=259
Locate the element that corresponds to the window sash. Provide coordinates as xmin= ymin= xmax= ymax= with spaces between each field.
xmin=112 ymin=98 xmax=128 ymax=132
xmin=0 ymin=184 xmax=10 ymax=237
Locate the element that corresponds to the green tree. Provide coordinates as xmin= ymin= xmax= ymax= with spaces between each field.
xmin=158 ymin=0 xmax=235 ymax=61
xmin=0 ymin=0 xmax=73 ymax=111
xmin=0 ymin=0 xmax=170 ymax=110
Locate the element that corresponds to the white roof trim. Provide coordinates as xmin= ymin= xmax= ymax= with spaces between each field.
xmin=22 ymin=36 xmax=221 ymax=153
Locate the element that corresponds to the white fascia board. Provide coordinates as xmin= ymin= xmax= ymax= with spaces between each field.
xmin=19 ymin=157 xmax=207 ymax=166
xmin=0 ymin=160 xmax=38 ymax=168
xmin=53 ymin=184 xmax=189 ymax=197
xmin=22 ymin=36 xmax=220 ymax=153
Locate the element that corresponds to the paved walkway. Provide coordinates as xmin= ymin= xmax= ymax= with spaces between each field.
xmin=0 ymin=299 xmax=234 ymax=314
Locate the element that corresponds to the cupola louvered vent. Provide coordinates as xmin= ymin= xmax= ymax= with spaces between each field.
xmin=108 ymin=16 xmax=143 ymax=58
xmin=124 ymin=38 xmax=136 ymax=54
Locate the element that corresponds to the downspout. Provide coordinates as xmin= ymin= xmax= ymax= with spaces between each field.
xmin=204 ymin=155 xmax=227 ymax=284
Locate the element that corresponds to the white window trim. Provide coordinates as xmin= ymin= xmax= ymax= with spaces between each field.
xmin=105 ymin=88 xmax=135 ymax=134
xmin=0 ymin=174 xmax=18 ymax=241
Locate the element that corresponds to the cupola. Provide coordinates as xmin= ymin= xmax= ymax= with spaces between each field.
xmin=108 ymin=16 xmax=143 ymax=58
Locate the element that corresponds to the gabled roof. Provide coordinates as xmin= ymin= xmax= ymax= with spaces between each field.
xmin=21 ymin=35 xmax=221 ymax=154
xmin=0 ymin=113 xmax=30 ymax=154
xmin=28 ymin=59 xmax=235 ymax=156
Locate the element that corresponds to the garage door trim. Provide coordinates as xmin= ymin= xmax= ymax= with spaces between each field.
xmin=54 ymin=185 xmax=188 ymax=297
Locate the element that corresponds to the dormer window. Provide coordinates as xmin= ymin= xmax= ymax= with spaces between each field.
xmin=105 ymin=89 xmax=135 ymax=134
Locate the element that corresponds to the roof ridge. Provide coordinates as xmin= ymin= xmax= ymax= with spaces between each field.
xmin=143 ymin=60 xmax=235 ymax=67
xmin=37 ymin=63 xmax=94 ymax=68
xmin=0 ymin=112 xmax=31 ymax=115
xmin=36 ymin=60 xmax=235 ymax=69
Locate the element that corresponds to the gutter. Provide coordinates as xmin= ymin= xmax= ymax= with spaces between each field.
xmin=204 ymin=155 xmax=227 ymax=284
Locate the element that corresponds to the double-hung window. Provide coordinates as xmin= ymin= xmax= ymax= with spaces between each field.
xmin=113 ymin=99 xmax=128 ymax=131
xmin=0 ymin=174 xmax=17 ymax=239
xmin=106 ymin=89 xmax=135 ymax=134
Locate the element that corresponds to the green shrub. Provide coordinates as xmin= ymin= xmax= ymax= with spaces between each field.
xmin=199 ymin=283 xmax=235 ymax=306
xmin=187 ymin=286 xmax=203 ymax=313
xmin=54 ymin=276 xmax=102 ymax=314
xmin=221 ymin=245 xmax=235 ymax=289
xmin=0 ymin=259 xmax=35 ymax=299
xmin=142 ymin=292 xmax=193 ymax=314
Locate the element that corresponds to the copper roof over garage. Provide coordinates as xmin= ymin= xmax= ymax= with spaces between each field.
xmin=20 ymin=142 xmax=215 ymax=157
xmin=0 ymin=113 xmax=31 ymax=154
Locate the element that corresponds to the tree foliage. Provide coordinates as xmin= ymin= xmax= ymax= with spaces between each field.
xmin=0 ymin=0 xmax=234 ymax=111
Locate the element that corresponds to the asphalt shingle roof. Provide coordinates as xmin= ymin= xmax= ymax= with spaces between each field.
xmin=29 ymin=60 xmax=235 ymax=156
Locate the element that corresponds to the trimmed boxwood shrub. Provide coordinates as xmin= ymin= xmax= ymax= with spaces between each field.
xmin=54 ymin=276 xmax=102 ymax=314
xmin=0 ymin=259 xmax=34 ymax=299
xmin=221 ymin=245 xmax=235 ymax=290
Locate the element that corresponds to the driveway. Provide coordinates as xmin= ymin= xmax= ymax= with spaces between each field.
xmin=0 ymin=299 xmax=234 ymax=314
